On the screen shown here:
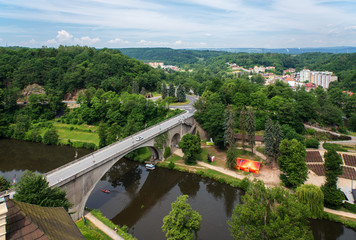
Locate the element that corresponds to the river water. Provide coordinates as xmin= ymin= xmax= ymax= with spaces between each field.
xmin=1 ymin=139 xmax=356 ymax=240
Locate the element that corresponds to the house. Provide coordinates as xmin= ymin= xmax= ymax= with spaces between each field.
xmin=2 ymin=196 xmax=84 ymax=240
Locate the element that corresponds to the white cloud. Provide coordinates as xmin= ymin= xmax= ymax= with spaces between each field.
xmin=345 ymin=26 xmax=356 ymax=31
xmin=56 ymin=30 xmax=73 ymax=42
xmin=29 ymin=39 xmax=37 ymax=44
xmin=108 ymin=38 xmax=129 ymax=44
xmin=173 ymin=40 xmax=182 ymax=45
xmin=0 ymin=38 xmax=3 ymax=42
xmin=74 ymin=36 xmax=100 ymax=45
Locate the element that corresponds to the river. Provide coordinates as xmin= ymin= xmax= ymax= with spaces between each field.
xmin=1 ymin=139 xmax=356 ymax=240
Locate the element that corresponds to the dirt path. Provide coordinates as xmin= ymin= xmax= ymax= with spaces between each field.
xmin=324 ymin=208 xmax=356 ymax=220
xmin=84 ymin=211 xmax=124 ymax=240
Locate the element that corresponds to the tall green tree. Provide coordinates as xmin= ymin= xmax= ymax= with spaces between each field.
xmin=14 ymin=171 xmax=72 ymax=210
xmin=225 ymin=105 xmax=237 ymax=168
xmin=278 ymin=139 xmax=308 ymax=188
xmin=0 ymin=176 xmax=11 ymax=192
xmin=296 ymin=184 xmax=324 ymax=219
xmin=321 ymin=149 xmax=344 ymax=207
xmin=168 ymin=83 xmax=175 ymax=98
xmin=162 ymin=195 xmax=202 ymax=240
xmin=239 ymin=107 xmax=247 ymax=150
xmin=178 ymin=133 xmax=201 ymax=165
xmin=161 ymin=83 xmax=167 ymax=99
xmin=177 ymin=84 xmax=186 ymax=102
xmin=246 ymin=109 xmax=255 ymax=153
xmin=264 ymin=117 xmax=283 ymax=168
xmin=132 ymin=81 xmax=139 ymax=94
xmin=224 ymin=105 xmax=236 ymax=147
xmin=228 ymin=180 xmax=313 ymax=240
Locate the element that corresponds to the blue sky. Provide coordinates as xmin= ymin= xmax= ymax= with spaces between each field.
xmin=0 ymin=0 xmax=355 ymax=48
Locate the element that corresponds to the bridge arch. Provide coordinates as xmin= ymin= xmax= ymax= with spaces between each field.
xmin=171 ymin=133 xmax=181 ymax=149
xmin=53 ymin=144 xmax=162 ymax=221
xmin=46 ymin=113 xmax=194 ymax=221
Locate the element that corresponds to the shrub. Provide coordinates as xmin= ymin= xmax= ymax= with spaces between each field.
xmin=306 ymin=128 xmax=316 ymax=135
xmin=168 ymin=161 xmax=175 ymax=169
xmin=42 ymin=128 xmax=59 ymax=145
xmin=305 ymin=138 xmax=320 ymax=148
xmin=164 ymin=146 xmax=171 ymax=158
xmin=69 ymin=126 xmax=74 ymax=131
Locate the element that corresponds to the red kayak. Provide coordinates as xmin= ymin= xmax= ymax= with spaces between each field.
xmin=101 ymin=189 xmax=110 ymax=193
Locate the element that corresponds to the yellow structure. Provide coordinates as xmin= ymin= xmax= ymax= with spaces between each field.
xmin=0 ymin=202 xmax=7 ymax=240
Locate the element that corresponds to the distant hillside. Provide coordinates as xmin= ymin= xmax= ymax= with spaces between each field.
xmin=200 ymin=46 xmax=356 ymax=54
xmin=119 ymin=48 xmax=227 ymax=66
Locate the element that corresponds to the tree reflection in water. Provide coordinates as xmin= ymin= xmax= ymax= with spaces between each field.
xmin=101 ymin=159 xmax=142 ymax=197
xmin=178 ymin=174 xmax=200 ymax=197
xmin=203 ymin=178 xmax=239 ymax=216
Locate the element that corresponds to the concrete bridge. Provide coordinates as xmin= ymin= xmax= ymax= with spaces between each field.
xmin=45 ymin=111 xmax=195 ymax=220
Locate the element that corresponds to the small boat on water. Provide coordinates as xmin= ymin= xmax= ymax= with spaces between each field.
xmin=145 ymin=163 xmax=155 ymax=170
xmin=101 ymin=189 xmax=110 ymax=193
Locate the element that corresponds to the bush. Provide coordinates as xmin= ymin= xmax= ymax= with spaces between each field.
xmin=164 ymin=146 xmax=171 ymax=158
xmin=323 ymin=143 xmax=348 ymax=152
xmin=42 ymin=128 xmax=59 ymax=145
xmin=307 ymin=128 xmax=316 ymax=135
xmin=168 ymin=161 xmax=175 ymax=169
xmin=305 ymin=138 xmax=320 ymax=148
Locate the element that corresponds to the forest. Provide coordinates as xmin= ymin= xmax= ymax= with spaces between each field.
xmin=0 ymin=46 xmax=355 ymax=151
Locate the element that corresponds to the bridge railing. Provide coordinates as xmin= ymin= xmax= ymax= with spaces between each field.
xmin=45 ymin=111 xmax=192 ymax=177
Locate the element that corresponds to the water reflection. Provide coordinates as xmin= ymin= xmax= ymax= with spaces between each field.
xmin=101 ymin=160 xmax=142 ymax=196
xmin=178 ymin=174 xmax=200 ymax=197
xmin=0 ymin=139 xmax=92 ymax=180
xmin=310 ymin=219 xmax=356 ymax=240
xmin=87 ymin=160 xmax=241 ymax=240
xmin=203 ymin=178 xmax=238 ymax=216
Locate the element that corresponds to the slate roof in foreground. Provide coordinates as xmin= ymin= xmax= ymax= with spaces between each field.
xmin=5 ymin=196 xmax=84 ymax=240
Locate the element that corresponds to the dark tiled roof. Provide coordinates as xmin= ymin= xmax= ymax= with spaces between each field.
xmin=235 ymin=134 xmax=263 ymax=142
xmin=5 ymin=196 xmax=84 ymax=240
xmin=305 ymin=151 xmax=323 ymax=163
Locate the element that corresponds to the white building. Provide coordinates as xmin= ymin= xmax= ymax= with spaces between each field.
xmin=299 ymin=69 xmax=336 ymax=89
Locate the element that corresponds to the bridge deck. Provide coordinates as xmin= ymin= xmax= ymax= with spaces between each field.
xmin=46 ymin=112 xmax=193 ymax=187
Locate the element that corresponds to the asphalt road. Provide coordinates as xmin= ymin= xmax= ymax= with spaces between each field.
xmin=46 ymin=96 xmax=197 ymax=187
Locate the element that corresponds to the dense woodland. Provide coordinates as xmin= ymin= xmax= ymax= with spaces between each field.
xmin=0 ymin=46 xmax=355 ymax=150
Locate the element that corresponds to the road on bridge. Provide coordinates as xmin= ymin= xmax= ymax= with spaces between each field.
xmin=46 ymin=95 xmax=198 ymax=187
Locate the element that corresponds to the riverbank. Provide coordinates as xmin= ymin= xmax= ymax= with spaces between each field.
xmin=160 ymin=146 xmax=356 ymax=230
xmin=76 ymin=209 xmax=137 ymax=240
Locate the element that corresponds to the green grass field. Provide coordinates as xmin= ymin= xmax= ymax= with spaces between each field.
xmin=53 ymin=122 xmax=99 ymax=146
xmin=76 ymin=219 xmax=112 ymax=240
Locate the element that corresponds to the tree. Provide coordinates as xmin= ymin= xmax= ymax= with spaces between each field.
xmin=178 ymin=134 xmax=201 ymax=165
xmin=42 ymin=128 xmax=59 ymax=145
xmin=13 ymin=114 xmax=31 ymax=139
xmin=225 ymin=105 xmax=237 ymax=168
xmin=246 ymin=109 xmax=255 ymax=153
xmin=321 ymin=149 xmax=344 ymax=207
xmin=0 ymin=176 xmax=11 ymax=192
xmin=224 ymin=105 xmax=236 ymax=147
xmin=162 ymin=195 xmax=202 ymax=240
xmin=278 ymin=139 xmax=308 ymax=188
xmin=168 ymin=83 xmax=175 ymax=98
xmin=177 ymin=84 xmax=186 ymax=102
xmin=239 ymin=107 xmax=247 ymax=150
xmin=98 ymin=123 xmax=108 ymax=148
xmin=264 ymin=118 xmax=283 ymax=167
xmin=161 ymin=83 xmax=167 ymax=99
xmin=132 ymin=80 xmax=139 ymax=94
xmin=228 ymin=180 xmax=312 ymax=240
xmin=296 ymin=184 xmax=324 ymax=219
xmin=14 ymin=171 xmax=72 ymax=210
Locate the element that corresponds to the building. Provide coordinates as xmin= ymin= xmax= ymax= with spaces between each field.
xmin=299 ymin=69 xmax=311 ymax=82
xmin=299 ymin=69 xmax=337 ymax=88
xmin=3 ymin=196 xmax=84 ymax=240
xmin=254 ymin=66 xmax=266 ymax=73
xmin=147 ymin=62 xmax=164 ymax=68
